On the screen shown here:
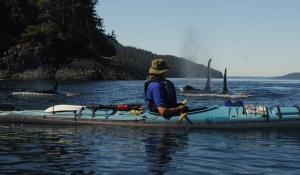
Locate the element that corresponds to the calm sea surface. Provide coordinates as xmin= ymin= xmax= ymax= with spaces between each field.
xmin=0 ymin=78 xmax=300 ymax=174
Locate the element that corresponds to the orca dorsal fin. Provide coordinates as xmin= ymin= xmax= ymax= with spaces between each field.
xmin=203 ymin=58 xmax=212 ymax=92
xmin=223 ymin=68 xmax=228 ymax=91
xmin=53 ymin=76 xmax=59 ymax=90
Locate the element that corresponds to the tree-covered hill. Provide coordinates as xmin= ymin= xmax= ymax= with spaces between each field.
xmin=0 ymin=0 xmax=222 ymax=80
xmin=114 ymin=43 xmax=223 ymax=78
xmin=0 ymin=0 xmax=115 ymax=58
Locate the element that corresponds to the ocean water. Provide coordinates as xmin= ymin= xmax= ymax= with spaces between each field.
xmin=0 ymin=78 xmax=300 ymax=174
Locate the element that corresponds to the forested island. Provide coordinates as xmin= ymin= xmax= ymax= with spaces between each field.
xmin=0 ymin=0 xmax=222 ymax=80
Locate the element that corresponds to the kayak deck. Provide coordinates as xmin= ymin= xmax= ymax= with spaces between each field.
xmin=1 ymin=104 xmax=300 ymax=128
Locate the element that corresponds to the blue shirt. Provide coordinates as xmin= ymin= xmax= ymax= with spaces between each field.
xmin=145 ymin=81 xmax=167 ymax=109
xmin=144 ymin=80 xmax=177 ymax=111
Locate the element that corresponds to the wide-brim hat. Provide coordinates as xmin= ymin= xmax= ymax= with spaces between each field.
xmin=149 ymin=59 xmax=170 ymax=74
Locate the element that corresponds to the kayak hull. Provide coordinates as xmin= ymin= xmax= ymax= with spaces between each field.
xmin=2 ymin=116 xmax=300 ymax=129
xmin=1 ymin=104 xmax=300 ymax=129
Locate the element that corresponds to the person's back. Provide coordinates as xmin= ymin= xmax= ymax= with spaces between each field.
xmin=144 ymin=79 xmax=177 ymax=111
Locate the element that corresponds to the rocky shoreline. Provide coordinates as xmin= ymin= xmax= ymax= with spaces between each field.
xmin=0 ymin=43 xmax=145 ymax=80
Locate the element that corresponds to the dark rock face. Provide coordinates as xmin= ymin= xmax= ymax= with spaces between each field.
xmin=0 ymin=43 xmax=145 ymax=80
xmin=56 ymin=59 xmax=145 ymax=80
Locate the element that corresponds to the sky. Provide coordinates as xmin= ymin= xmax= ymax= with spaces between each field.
xmin=96 ymin=0 xmax=300 ymax=77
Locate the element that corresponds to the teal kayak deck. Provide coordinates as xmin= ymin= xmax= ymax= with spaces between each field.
xmin=1 ymin=104 xmax=300 ymax=128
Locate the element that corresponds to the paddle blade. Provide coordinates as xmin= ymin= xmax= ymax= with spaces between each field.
xmin=177 ymin=113 xmax=187 ymax=126
xmin=45 ymin=105 xmax=85 ymax=113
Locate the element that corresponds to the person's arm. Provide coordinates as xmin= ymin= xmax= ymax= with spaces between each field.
xmin=157 ymin=104 xmax=185 ymax=116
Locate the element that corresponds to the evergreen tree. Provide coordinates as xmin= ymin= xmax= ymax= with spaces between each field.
xmin=0 ymin=0 xmax=115 ymax=57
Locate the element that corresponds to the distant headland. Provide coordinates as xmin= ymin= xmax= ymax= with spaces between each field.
xmin=271 ymin=72 xmax=300 ymax=80
xmin=229 ymin=72 xmax=300 ymax=79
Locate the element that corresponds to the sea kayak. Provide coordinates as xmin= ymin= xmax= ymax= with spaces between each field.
xmin=0 ymin=101 xmax=300 ymax=128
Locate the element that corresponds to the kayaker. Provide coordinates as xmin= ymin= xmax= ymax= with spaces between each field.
xmin=144 ymin=59 xmax=189 ymax=116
